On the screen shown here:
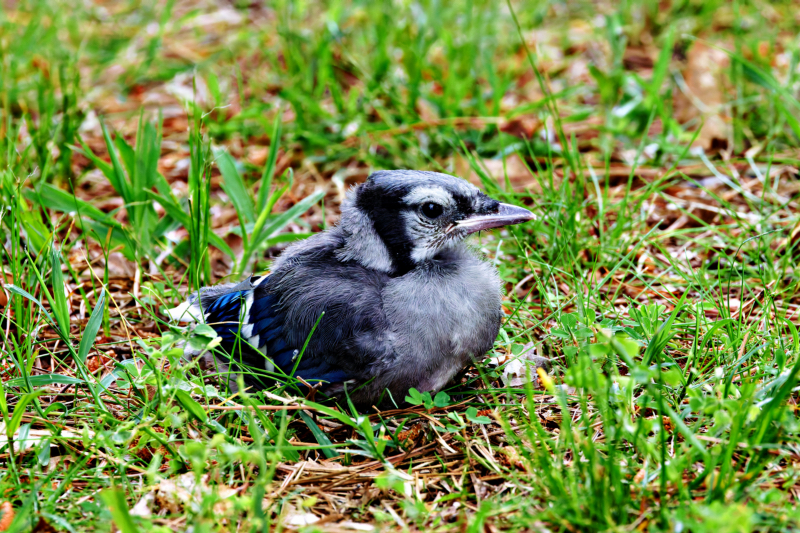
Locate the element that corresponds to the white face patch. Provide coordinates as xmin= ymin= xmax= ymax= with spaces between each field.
xmin=402 ymin=186 xmax=455 ymax=209
xmin=401 ymin=186 xmax=463 ymax=264
xmin=335 ymin=192 xmax=395 ymax=273
xmin=402 ymin=211 xmax=459 ymax=263
xmin=411 ymin=242 xmax=450 ymax=263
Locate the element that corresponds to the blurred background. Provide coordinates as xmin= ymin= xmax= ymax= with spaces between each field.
xmin=4 ymin=0 xmax=798 ymax=286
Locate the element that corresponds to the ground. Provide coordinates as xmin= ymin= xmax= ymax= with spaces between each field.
xmin=2 ymin=0 xmax=800 ymax=531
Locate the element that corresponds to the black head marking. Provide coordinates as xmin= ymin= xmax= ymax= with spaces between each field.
xmin=353 ymin=170 xmax=498 ymax=275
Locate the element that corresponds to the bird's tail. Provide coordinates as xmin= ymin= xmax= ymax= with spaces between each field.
xmin=165 ymin=275 xmax=272 ymax=392
xmin=165 ymin=275 xmax=268 ymax=324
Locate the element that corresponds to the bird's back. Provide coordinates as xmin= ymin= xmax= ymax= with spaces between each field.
xmin=267 ymin=233 xmax=503 ymax=403
xmin=173 ymin=229 xmax=394 ymax=396
xmin=264 ymin=228 xmax=393 ymax=384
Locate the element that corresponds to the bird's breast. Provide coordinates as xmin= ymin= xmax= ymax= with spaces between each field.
xmin=381 ymin=255 xmax=503 ymax=391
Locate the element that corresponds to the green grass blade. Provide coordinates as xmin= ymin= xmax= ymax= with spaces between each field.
xmin=7 ymin=390 xmax=47 ymax=440
xmin=216 ymin=149 xmax=255 ymax=223
xmin=48 ymin=245 xmax=70 ymax=337
xmin=76 ymin=290 xmax=105 ymax=364
xmin=298 ymin=410 xmax=338 ymax=459
xmin=26 ymin=184 xmax=123 ymax=229
xmin=6 ymin=375 xmax=85 ymax=387
xmin=99 ymin=122 xmax=131 ymax=201
xmin=256 ymin=112 xmax=283 ymax=213
xmin=99 ymin=489 xmax=140 ymax=533
xmin=250 ymin=189 xmax=324 ymax=251
xmin=6 ymin=285 xmax=56 ymax=327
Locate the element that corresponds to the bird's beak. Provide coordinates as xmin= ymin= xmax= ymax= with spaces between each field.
xmin=450 ymin=203 xmax=535 ymax=235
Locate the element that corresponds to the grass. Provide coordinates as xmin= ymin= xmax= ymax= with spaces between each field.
xmin=2 ymin=0 xmax=800 ymax=531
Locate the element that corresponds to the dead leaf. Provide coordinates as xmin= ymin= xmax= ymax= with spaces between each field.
xmin=0 ymin=502 xmax=13 ymax=532
xmin=500 ymin=343 xmax=552 ymax=388
xmin=31 ymin=517 xmax=57 ymax=533
xmin=284 ymin=511 xmax=320 ymax=528
xmin=457 ymin=155 xmax=550 ymax=194
xmin=132 ymin=473 xmax=238 ymax=517
xmin=674 ymin=41 xmax=731 ymax=150
xmin=130 ymin=492 xmax=154 ymax=518
xmin=499 ymin=446 xmax=526 ymax=471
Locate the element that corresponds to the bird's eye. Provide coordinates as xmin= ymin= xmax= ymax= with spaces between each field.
xmin=420 ymin=202 xmax=444 ymax=219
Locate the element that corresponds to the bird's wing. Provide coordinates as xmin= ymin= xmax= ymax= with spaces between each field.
xmin=172 ymin=274 xmax=352 ymax=388
xmin=245 ymin=288 xmax=352 ymax=385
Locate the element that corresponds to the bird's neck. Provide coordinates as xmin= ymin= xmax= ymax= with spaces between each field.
xmin=333 ymin=207 xmax=396 ymax=274
xmin=335 ymin=222 xmax=472 ymax=278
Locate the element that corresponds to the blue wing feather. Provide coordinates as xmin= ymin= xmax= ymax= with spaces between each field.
xmin=204 ymin=291 xmax=247 ymax=344
xmin=200 ymin=275 xmax=350 ymax=387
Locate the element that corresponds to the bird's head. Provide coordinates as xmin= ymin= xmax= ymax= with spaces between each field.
xmin=337 ymin=170 xmax=534 ymax=275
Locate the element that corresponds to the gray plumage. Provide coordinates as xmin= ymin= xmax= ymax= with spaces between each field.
xmin=168 ymin=170 xmax=534 ymax=406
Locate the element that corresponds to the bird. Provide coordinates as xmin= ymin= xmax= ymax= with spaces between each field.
xmin=167 ymin=170 xmax=535 ymax=406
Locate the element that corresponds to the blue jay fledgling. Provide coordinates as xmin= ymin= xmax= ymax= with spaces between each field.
xmin=168 ymin=170 xmax=534 ymax=406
